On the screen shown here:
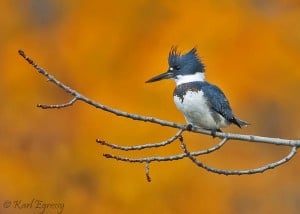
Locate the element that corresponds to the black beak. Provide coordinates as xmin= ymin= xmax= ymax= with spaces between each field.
xmin=145 ymin=71 xmax=173 ymax=83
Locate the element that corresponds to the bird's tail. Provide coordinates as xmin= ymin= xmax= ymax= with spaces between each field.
xmin=233 ymin=118 xmax=250 ymax=128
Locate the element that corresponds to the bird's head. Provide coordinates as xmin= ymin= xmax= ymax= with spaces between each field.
xmin=146 ymin=47 xmax=205 ymax=85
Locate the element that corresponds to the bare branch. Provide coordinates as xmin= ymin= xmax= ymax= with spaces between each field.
xmin=19 ymin=49 xmax=300 ymax=179
xmin=37 ymin=97 xmax=78 ymax=109
xmin=179 ymin=136 xmax=298 ymax=175
xmin=18 ymin=50 xmax=300 ymax=147
xmin=96 ymin=129 xmax=184 ymax=151
xmin=102 ymin=136 xmax=228 ymax=163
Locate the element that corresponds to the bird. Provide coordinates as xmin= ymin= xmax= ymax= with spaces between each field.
xmin=146 ymin=47 xmax=249 ymax=133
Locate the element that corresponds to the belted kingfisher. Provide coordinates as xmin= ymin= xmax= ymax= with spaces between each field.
xmin=146 ymin=47 xmax=249 ymax=132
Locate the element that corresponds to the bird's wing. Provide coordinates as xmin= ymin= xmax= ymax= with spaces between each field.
xmin=200 ymin=82 xmax=236 ymax=123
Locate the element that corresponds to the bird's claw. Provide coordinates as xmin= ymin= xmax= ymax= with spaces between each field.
xmin=211 ymin=129 xmax=222 ymax=138
xmin=186 ymin=124 xmax=193 ymax=131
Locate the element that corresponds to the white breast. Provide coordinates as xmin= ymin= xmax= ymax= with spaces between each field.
xmin=174 ymin=90 xmax=229 ymax=129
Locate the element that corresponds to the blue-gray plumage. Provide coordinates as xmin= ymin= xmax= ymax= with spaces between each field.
xmin=146 ymin=47 xmax=249 ymax=131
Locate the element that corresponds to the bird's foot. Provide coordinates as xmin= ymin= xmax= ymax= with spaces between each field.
xmin=186 ymin=124 xmax=193 ymax=131
xmin=211 ymin=129 xmax=222 ymax=138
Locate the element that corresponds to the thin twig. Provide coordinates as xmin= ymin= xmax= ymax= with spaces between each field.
xmin=179 ymin=136 xmax=298 ymax=175
xmin=96 ymin=129 xmax=184 ymax=150
xmin=102 ymin=137 xmax=228 ymax=163
xmin=37 ymin=97 xmax=78 ymax=109
xmin=145 ymin=162 xmax=151 ymax=182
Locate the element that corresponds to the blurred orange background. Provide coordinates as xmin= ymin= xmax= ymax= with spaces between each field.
xmin=1 ymin=0 xmax=300 ymax=213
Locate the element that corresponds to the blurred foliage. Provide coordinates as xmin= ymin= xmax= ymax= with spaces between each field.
xmin=1 ymin=0 xmax=300 ymax=213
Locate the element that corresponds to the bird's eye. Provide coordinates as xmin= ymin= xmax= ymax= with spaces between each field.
xmin=169 ymin=65 xmax=180 ymax=71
